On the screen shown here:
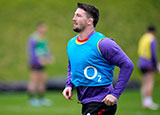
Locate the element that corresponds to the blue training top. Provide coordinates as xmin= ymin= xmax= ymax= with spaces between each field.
xmin=67 ymin=32 xmax=115 ymax=87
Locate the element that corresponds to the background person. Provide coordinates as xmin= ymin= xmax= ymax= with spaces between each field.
xmin=138 ymin=25 xmax=159 ymax=110
xmin=28 ymin=22 xmax=53 ymax=106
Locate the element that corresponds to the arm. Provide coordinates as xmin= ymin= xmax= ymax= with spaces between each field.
xmin=65 ymin=61 xmax=73 ymax=88
xmin=28 ymin=37 xmax=46 ymax=65
xmin=151 ymin=39 xmax=157 ymax=69
xmin=62 ymin=61 xmax=73 ymax=100
xmin=99 ymin=38 xmax=134 ymax=105
xmin=28 ymin=37 xmax=36 ymax=57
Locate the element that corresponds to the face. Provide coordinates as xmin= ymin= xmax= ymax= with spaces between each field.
xmin=72 ymin=8 xmax=89 ymax=33
xmin=37 ymin=24 xmax=47 ymax=34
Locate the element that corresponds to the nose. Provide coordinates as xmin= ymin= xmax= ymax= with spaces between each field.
xmin=73 ymin=15 xmax=76 ymax=21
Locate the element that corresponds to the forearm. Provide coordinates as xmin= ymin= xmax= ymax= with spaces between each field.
xmin=151 ymin=39 xmax=157 ymax=68
xmin=65 ymin=77 xmax=73 ymax=88
xmin=65 ymin=61 xmax=73 ymax=88
xmin=111 ymin=60 xmax=134 ymax=99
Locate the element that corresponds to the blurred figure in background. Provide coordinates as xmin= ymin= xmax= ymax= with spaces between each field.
xmin=28 ymin=22 xmax=53 ymax=106
xmin=138 ymin=25 xmax=159 ymax=110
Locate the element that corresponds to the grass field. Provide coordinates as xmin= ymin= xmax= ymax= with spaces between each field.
xmin=0 ymin=0 xmax=160 ymax=80
xmin=0 ymin=87 xmax=160 ymax=115
xmin=0 ymin=1 xmax=160 ymax=114
xmin=0 ymin=1 xmax=159 ymax=114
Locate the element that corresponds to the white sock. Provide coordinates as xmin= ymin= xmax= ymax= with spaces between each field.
xmin=143 ymin=97 xmax=152 ymax=106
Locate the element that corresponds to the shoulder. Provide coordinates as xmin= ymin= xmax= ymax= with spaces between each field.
xmin=96 ymin=32 xmax=106 ymax=37
xmin=28 ymin=36 xmax=36 ymax=43
xmin=99 ymin=38 xmax=117 ymax=49
xmin=93 ymin=32 xmax=106 ymax=40
xmin=151 ymin=37 xmax=157 ymax=45
xmin=98 ymin=38 xmax=122 ymax=56
xmin=29 ymin=33 xmax=38 ymax=42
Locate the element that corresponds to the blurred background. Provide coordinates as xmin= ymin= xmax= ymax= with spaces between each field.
xmin=0 ymin=0 xmax=160 ymax=115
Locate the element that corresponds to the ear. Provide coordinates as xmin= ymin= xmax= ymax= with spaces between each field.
xmin=88 ymin=18 xmax=94 ymax=26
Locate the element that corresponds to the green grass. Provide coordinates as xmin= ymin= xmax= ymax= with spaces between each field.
xmin=0 ymin=91 xmax=81 ymax=115
xmin=0 ymin=1 xmax=159 ymax=114
xmin=0 ymin=86 xmax=160 ymax=115
xmin=0 ymin=0 xmax=160 ymax=81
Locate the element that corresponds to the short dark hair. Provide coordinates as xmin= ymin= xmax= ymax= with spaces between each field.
xmin=147 ymin=25 xmax=156 ymax=32
xmin=77 ymin=3 xmax=99 ymax=27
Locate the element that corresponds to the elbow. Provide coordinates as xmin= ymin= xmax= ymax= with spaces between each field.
xmin=124 ymin=60 xmax=134 ymax=71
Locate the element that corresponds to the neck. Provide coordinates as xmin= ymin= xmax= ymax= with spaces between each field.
xmin=78 ymin=27 xmax=94 ymax=40
xmin=147 ymin=31 xmax=155 ymax=36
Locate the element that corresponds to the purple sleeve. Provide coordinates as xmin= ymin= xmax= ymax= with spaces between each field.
xmin=28 ymin=37 xmax=36 ymax=57
xmin=151 ymin=39 xmax=157 ymax=68
xmin=99 ymin=38 xmax=134 ymax=99
xmin=65 ymin=61 xmax=73 ymax=88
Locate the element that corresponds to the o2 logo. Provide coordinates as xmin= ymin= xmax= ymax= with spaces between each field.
xmin=84 ymin=66 xmax=102 ymax=82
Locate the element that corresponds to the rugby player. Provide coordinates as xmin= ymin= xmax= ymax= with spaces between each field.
xmin=28 ymin=22 xmax=53 ymax=106
xmin=138 ymin=25 xmax=159 ymax=110
xmin=63 ymin=3 xmax=134 ymax=115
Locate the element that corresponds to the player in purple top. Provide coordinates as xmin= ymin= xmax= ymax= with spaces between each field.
xmin=138 ymin=26 xmax=159 ymax=110
xmin=62 ymin=3 xmax=134 ymax=115
xmin=28 ymin=22 xmax=53 ymax=106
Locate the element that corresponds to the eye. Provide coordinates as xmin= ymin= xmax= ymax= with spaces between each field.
xmin=77 ymin=14 xmax=82 ymax=17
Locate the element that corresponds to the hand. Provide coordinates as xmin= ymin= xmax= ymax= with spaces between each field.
xmin=39 ymin=57 xmax=47 ymax=66
xmin=62 ymin=87 xmax=73 ymax=100
xmin=102 ymin=94 xmax=117 ymax=106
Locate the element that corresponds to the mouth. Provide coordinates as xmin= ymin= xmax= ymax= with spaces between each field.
xmin=73 ymin=22 xmax=78 ymax=26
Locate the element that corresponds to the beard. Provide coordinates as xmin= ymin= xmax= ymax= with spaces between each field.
xmin=73 ymin=27 xmax=82 ymax=33
xmin=73 ymin=23 xmax=86 ymax=33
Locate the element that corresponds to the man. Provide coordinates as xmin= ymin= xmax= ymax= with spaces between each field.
xmin=63 ymin=3 xmax=134 ymax=115
xmin=28 ymin=22 xmax=53 ymax=106
xmin=138 ymin=25 xmax=159 ymax=110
